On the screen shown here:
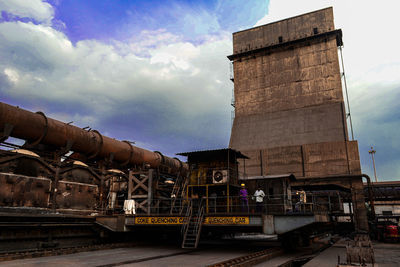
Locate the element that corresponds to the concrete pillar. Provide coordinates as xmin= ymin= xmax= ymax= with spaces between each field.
xmin=262 ymin=214 xmax=275 ymax=235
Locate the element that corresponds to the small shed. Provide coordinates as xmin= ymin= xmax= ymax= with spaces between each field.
xmin=177 ymin=148 xmax=248 ymax=186
xmin=177 ymin=148 xmax=249 ymax=213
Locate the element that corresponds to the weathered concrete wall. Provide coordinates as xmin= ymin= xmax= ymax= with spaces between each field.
xmin=237 ymin=141 xmax=361 ymax=178
xmin=229 ymin=7 xmax=361 ymax=179
xmin=233 ymin=8 xmax=335 ymax=54
xmin=231 ymin=102 xmax=347 ymax=151
xmin=233 ymin=37 xmax=343 ymax=117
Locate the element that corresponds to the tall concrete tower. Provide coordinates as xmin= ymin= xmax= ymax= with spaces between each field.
xmin=228 ymin=7 xmax=361 ymax=178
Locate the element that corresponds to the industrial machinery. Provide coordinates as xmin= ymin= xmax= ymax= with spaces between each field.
xmin=0 ymin=101 xmax=187 ymax=215
xmin=212 ymin=170 xmax=228 ymax=184
xmin=0 ymin=101 xmax=376 ymax=254
xmin=0 ymin=7 xmax=385 ymax=258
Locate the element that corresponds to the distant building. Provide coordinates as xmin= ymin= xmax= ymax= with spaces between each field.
xmin=366 ymin=181 xmax=400 ymax=216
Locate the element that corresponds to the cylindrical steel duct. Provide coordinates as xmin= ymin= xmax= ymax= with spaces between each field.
xmin=0 ymin=102 xmax=187 ymax=174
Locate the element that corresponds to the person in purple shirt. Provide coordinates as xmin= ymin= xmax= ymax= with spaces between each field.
xmin=239 ymin=184 xmax=249 ymax=213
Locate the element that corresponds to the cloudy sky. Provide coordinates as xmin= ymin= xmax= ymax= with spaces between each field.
xmin=0 ymin=0 xmax=399 ymax=181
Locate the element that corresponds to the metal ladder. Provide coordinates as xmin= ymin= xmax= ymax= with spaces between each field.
xmin=181 ymin=199 xmax=204 ymax=249
xmin=169 ymin=174 xmax=184 ymax=214
xmin=170 ymin=170 xmax=190 ymax=214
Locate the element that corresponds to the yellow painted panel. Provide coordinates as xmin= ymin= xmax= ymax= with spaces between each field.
xmin=135 ymin=217 xmax=185 ymax=225
xmin=204 ymin=217 xmax=249 ymax=225
xmin=134 ymin=216 xmax=250 ymax=225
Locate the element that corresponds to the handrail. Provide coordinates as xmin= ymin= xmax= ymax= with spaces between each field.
xmin=171 ymin=166 xmax=192 ymax=214
xmin=170 ymin=173 xmax=183 ymax=214
xmin=181 ymin=198 xmax=205 ymax=248
xmin=140 ymin=192 xmax=347 ymax=216
xmin=181 ymin=200 xmax=192 ymax=237
xmin=194 ymin=200 xmax=205 ymax=248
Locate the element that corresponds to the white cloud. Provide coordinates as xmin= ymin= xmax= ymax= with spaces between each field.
xmin=150 ymin=42 xmax=199 ymax=71
xmin=129 ymin=29 xmax=182 ymax=57
xmin=0 ymin=0 xmax=54 ymax=25
xmin=4 ymin=68 xmax=19 ymax=83
xmin=0 ymin=18 xmax=233 ymax=152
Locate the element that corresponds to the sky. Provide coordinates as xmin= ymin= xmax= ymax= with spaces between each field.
xmin=0 ymin=0 xmax=399 ymax=181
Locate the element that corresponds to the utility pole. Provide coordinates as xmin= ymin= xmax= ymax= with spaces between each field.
xmin=368 ymin=146 xmax=378 ymax=182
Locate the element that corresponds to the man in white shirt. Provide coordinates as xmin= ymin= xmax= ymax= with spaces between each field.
xmin=254 ymin=186 xmax=265 ymax=213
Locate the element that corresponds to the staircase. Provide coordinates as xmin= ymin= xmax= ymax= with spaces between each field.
xmin=181 ymin=199 xmax=204 ymax=249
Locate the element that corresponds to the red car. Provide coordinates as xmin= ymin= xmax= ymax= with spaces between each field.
xmin=376 ymin=222 xmax=399 ymax=242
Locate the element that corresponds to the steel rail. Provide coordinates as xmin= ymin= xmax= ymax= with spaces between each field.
xmin=95 ymin=250 xmax=196 ymax=267
xmin=206 ymin=247 xmax=284 ymax=267
xmin=0 ymin=242 xmax=137 ymax=262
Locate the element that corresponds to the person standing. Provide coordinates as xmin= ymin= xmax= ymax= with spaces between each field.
xmin=239 ymin=184 xmax=249 ymax=213
xmin=296 ymin=189 xmax=306 ymax=212
xmin=299 ymin=189 xmax=306 ymax=204
xmin=254 ymin=186 xmax=265 ymax=213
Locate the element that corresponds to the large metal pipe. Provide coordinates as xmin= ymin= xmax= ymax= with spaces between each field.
xmin=0 ymin=102 xmax=187 ymax=174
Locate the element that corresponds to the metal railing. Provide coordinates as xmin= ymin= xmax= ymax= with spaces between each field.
xmin=182 ymin=199 xmax=204 ymax=248
xmin=131 ymin=192 xmax=344 ymax=216
xmin=204 ymin=196 xmax=313 ymax=215
xmin=181 ymin=200 xmax=192 ymax=236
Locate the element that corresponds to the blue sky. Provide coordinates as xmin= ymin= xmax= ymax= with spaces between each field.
xmin=0 ymin=0 xmax=399 ymax=181
xmin=48 ymin=0 xmax=267 ymax=43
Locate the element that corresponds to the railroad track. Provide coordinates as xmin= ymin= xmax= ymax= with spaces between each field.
xmin=0 ymin=242 xmax=136 ymax=262
xmin=0 ymin=243 xmax=285 ymax=266
xmin=96 ymin=250 xmax=196 ymax=267
xmin=207 ymin=247 xmax=284 ymax=267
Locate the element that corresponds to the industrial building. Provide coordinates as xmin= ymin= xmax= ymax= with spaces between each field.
xmin=229 ymin=7 xmax=360 ymax=179
xmin=0 ymin=7 xmax=398 ymax=266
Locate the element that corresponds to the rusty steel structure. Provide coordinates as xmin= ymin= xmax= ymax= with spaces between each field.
xmin=0 ymin=102 xmax=187 ymax=174
xmin=0 ymin=101 xmax=188 ymax=218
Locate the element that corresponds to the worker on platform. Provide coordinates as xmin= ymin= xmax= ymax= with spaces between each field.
xmin=296 ymin=189 xmax=307 ymax=212
xmin=253 ymin=186 xmax=265 ymax=213
xmin=239 ymin=184 xmax=249 ymax=213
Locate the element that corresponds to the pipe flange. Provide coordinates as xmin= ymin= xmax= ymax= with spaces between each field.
xmin=121 ymin=140 xmax=134 ymax=166
xmin=27 ymin=111 xmax=48 ymax=146
xmin=154 ymin=151 xmax=165 ymax=165
xmin=87 ymin=130 xmax=103 ymax=159
xmin=173 ymin=157 xmax=183 ymax=173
